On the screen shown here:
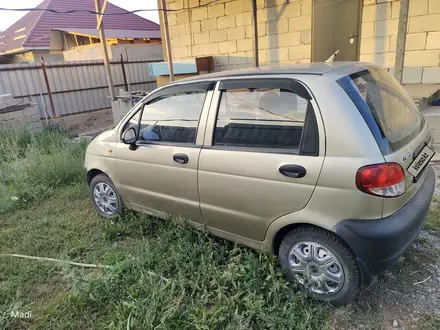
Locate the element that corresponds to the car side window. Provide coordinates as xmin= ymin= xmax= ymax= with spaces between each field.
xmin=214 ymin=86 xmax=315 ymax=153
xmin=138 ymin=91 xmax=207 ymax=145
xmin=122 ymin=108 xmax=141 ymax=133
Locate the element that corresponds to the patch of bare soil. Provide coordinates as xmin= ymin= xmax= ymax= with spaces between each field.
xmin=59 ymin=109 xmax=114 ymax=135
xmin=334 ymin=166 xmax=440 ymax=330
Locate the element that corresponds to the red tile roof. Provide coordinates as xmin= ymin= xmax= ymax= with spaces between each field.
xmin=0 ymin=0 xmax=160 ymax=54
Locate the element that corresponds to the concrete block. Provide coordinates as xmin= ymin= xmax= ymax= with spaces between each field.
xmin=361 ymin=22 xmax=375 ymax=38
xmin=257 ymin=8 xmax=277 ymax=22
xmin=192 ymin=7 xmax=208 ymax=21
xmin=289 ymin=15 xmax=312 ymax=32
xmin=201 ymin=18 xmax=218 ymax=32
xmin=218 ymin=15 xmax=236 ymax=29
xmin=375 ymin=19 xmax=398 ymax=37
xmin=266 ymin=19 xmax=289 ymax=35
xmin=229 ymin=52 xmax=250 ymax=64
xmin=179 ymin=34 xmax=192 ymax=47
xmin=422 ymin=67 xmax=440 ymax=83
xmin=259 ymin=49 xmax=267 ymax=63
xmin=176 ymin=11 xmax=189 ymax=24
xmin=391 ymin=1 xmax=400 ymax=19
xmin=168 ymin=13 xmax=177 ymax=26
xmin=192 ymin=44 xmax=204 ymax=56
xmin=426 ymin=31 xmax=440 ymax=49
xmin=409 ymin=0 xmax=429 ymax=16
xmin=7 ymin=110 xmax=24 ymax=120
xmin=288 ymin=44 xmax=311 ymax=60
xmin=278 ymin=32 xmax=301 ymax=47
xmin=267 ymin=47 xmax=289 ymax=62
xmin=359 ymin=52 xmax=396 ymax=68
xmin=207 ymin=3 xmax=225 ymax=18
xmin=360 ymin=37 xmax=390 ymax=54
xmin=390 ymin=33 xmax=427 ymax=51
xmin=219 ymin=40 xmax=237 ymax=54
xmin=226 ymin=26 xmax=246 ymax=40
xmin=362 ymin=3 xmax=392 ymax=22
xmin=409 ymin=14 xmax=440 ymax=33
xmin=258 ymin=35 xmax=270 ymax=49
xmin=194 ymin=32 xmax=210 ymax=44
xmin=236 ymin=12 xmax=252 ymax=26
xmin=202 ymin=42 xmax=219 ymax=55
xmin=301 ymin=0 xmax=312 ymax=15
xmin=405 ymin=50 xmax=440 ymax=67
xmin=210 ymin=29 xmax=227 ymax=42
xmin=214 ymin=55 xmax=229 ymax=66
xmin=237 ymin=38 xmax=253 ymax=52
xmin=363 ymin=0 xmax=376 ymax=5
xmin=430 ymin=0 xmax=440 ymax=13
xmin=300 ymin=29 xmax=311 ymax=44
xmin=225 ymin=1 xmax=244 ymax=15
xmin=281 ymin=2 xmax=301 ymax=18
xmin=191 ymin=21 xmax=201 ymax=33
xmin=173 ymin=46 xmax=189 ymax=58
xmin=402 ymin=67 xmax=423 ymax=84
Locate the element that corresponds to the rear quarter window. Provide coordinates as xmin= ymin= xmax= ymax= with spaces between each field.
xmin=338 ymin=68 xmax=425 ymax=155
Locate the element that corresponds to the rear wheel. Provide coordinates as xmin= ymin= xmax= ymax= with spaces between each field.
xmin=278 ymin=226 xmax=360 ymax=306
xmin=89 ymin=174 xmax=124 ymax=219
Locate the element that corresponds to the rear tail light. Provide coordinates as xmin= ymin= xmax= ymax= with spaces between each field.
xmin=356 ymin=163 xmax=405 ymax=198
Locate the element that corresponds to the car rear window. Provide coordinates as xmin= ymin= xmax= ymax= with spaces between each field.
xmin=338 ymin=68 xmax=425 ymax=155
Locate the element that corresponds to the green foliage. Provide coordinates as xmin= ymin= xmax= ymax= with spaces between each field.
xmin=426 ymin=197 xmax=440 ymax=234
xmin=0 ymin=127 xmax=86 ymax=213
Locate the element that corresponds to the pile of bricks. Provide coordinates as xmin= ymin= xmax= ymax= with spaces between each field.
xmin=0 ymin=94 xmax=41 ymax=131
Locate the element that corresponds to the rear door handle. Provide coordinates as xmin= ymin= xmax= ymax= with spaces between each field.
xmin=279 ymin=164 xmax=307 ymax=178
xmin=173 ymin=153 xmax=189 ymax=164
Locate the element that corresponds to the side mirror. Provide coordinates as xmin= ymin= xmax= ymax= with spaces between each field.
xmin=122 ymin=127 xmax=137 ymax=146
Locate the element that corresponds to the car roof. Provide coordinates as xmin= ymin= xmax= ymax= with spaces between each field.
xmin=170 ymin=62 xmax=376 ymax=85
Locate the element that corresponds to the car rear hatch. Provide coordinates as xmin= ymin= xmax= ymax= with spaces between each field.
xmin=338 ymin=67 xmax=433 ymax=217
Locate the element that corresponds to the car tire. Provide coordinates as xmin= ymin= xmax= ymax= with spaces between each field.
xmin=89 ymin=174 xmax=124 ymax=220
xmin=279 ymin=226 xmax=360 ymax=306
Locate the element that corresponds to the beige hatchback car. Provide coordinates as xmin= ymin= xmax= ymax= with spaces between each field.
xmin=85 ymin=63 xmax=435 ymax=305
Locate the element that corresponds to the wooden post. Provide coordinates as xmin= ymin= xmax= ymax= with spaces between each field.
xmin=394 ymin=0 xmax=410 ymax=83
xmin=161 ymin=0 xmax=175 ymax=82
xmin=120 ymin=54 xmax=129 ymax=92
xmin=252 ymin=0 xmax=259 ymax=67
xmin=94 ymin=0 xmax=116 ymax=100
xmin=40 ymin=57 xmax=57 ymax=118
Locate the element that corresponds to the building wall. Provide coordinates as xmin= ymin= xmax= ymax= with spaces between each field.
xmin=12 ymin=50 xmax=64 ymax=63
xmin=165 ymin=0 xmax=312 ymax=71
xmin=360 ymin=0 xmax=440 ymax=84
xmin=63 ymin=43 xmax=164 ymax=61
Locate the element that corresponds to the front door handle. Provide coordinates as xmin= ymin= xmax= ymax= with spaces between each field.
xmin=279 ymin=164 xmax=307 ymax=178
xmin=173 ymin=153 xmax=189 ymax=164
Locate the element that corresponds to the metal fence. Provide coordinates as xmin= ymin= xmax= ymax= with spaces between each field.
xmin=0 ymin=56 xmax=162 ymax=118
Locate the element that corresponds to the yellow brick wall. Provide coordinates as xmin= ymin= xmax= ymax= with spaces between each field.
xmin=165 ymin=0 xmax=312 ymax=71
xmin=360 ymin=0 xmax=440 ymax=84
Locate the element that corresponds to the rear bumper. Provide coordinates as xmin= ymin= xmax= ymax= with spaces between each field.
xmin=333 ymin=165 xmax=435 ymax=287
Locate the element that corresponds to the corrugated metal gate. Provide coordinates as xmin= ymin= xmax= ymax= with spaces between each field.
xmin=0 ymin=56 xmax=162 ymax=118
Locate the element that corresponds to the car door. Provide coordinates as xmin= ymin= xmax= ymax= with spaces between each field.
xmin=113 ymin=81 xmax=214 ymax=224
xmin=198 ymin=77 xmax=325 ymax=241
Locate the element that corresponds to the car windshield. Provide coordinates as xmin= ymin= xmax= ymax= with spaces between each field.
xmin=338 ymin=68 xmax=425 ymax=154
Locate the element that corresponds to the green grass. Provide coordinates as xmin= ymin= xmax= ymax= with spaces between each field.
xmin=0 ymin=128 xmax=331 ymax=329
xmin=0 ymin=126 xmax=86 ymax=214
xmin=426 ymin=197 xmax=440 ymax=234
xmin=0 ymin=187 xmax=332 ymax=330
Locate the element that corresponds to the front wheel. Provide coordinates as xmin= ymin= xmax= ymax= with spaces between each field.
xmin=279 ymin=226 xmax=360 ymax=306
xmin=89 ymin=174 xmax=124 ymax=219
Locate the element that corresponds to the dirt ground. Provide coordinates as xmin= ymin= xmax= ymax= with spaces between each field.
xmin=57 ymin=108 xmax=114 ymax=136
xmin=334 ymin=165 xmax=440 ymax=330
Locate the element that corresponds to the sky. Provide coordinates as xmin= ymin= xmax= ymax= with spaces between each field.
xmin=0 ymin=0 xmax=160 ymax=31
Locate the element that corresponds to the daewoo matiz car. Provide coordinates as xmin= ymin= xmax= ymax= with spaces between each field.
xmin=85 ymin=62 xmax=435 ymax=305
